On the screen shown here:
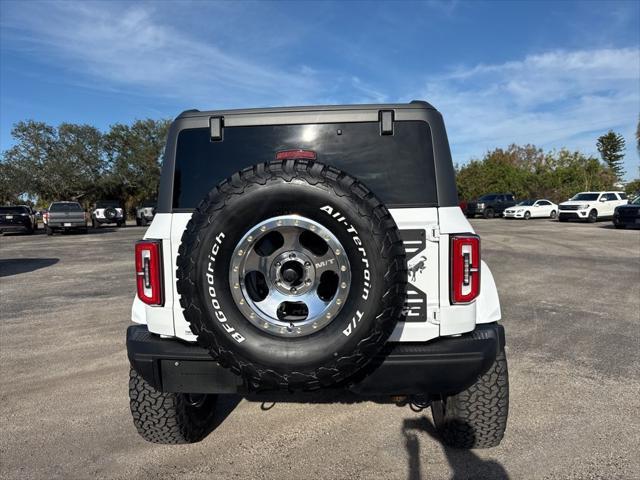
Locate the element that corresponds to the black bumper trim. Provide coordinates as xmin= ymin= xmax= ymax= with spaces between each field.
xmin=127 ymin=323 xmax=505 ymax=396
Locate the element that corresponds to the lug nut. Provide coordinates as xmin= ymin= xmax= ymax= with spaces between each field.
xmin=305 ymin=261 xmax=311 ymax=268
xmin=290 ymin=287 xmax=297 ymax=293
xmin=341 ymin=282 xmax=347 ymax=289
xmin=289 ymin=253 xmax=296 ymax=258
xmin=305 ymin=279 xmax=312 ymax=285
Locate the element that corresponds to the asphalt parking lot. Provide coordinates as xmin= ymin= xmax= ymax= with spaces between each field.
xmin=1 ymin=219 xmax=639 ymax=480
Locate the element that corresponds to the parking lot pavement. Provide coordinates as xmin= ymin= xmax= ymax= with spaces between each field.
xmin=1 ymin=219 xmax=639 ymax=480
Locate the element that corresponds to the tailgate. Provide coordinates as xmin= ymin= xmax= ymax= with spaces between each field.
xmin=50 ymin=212 xmax=85 ymax=224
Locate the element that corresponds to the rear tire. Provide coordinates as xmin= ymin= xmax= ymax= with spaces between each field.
xmin=432 ymin=351 xmax=509 ymax=449
xmin=524 ymin=211 xmax=531 ymax=220
xmin=587 ymin=209 xmax=598 ymax=223
xmin=550 ymin=210 xmax=557 ymax=219
xmin=129 ymin=368 xmax=219 ymax=444
xmin=483 ymin=208 xmax=494 ymax=219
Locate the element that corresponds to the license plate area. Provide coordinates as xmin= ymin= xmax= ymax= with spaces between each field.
xmin=64 ymin=222 xmax=71 ymax=227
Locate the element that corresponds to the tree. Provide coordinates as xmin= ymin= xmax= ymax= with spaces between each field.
xmin=456 ymin=144 xmax=616 ymax=204
xmin=102 ymin=119 xmax=170 ymax=212
xmin=0 ymin=121 xmax=104 ymax=205
xmin=596 ymin=130 xmax=626 ymax=181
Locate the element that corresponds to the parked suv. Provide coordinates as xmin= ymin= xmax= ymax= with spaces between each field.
xmin=465 ymin=193 xmax=516 ymax=218
xmin=0 ymin=205 xmax=37 ymax=234
xmin=558 ymin=191 xmax=627 ymax=223
xmin=44 ymin=201 xmax=87 ymax=235
xmin=135 ymin=200 xmax=156 ymax=226
xmin=612 ymin=195 xmax=640 ymax=229
xmin=91 ymin=200 xmax=125 ymax=228
xmin=127 ymin=102 xmax=509 ymax=449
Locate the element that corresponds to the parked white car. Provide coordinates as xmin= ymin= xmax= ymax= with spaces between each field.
xmin=558 ymin=191 xmax=628 ymax=223
xmin=504 ymin=199 xmax=558 ymax=220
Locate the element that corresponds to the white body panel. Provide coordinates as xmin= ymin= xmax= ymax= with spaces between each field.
xmin=133 ymin=207 xmax=502 ymax=343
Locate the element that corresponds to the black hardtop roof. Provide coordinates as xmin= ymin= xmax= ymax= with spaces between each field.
xmin=176 ymin=100 xmax=436 ymax=120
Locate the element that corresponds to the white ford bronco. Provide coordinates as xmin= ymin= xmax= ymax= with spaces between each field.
xmin=127 ymin=101 xmax=508 ymax=448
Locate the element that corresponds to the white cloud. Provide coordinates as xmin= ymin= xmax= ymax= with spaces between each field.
xmin=0 ymin=1 xmax=324 ymax=107
xmin=409 ymin=48 xmax=640 ymax=177
xmin=2 ymin=2 xmax=638 ymax=178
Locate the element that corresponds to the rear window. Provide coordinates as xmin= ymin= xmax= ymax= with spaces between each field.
xmin=618 ymin=192 xmax=627 ymax=200
xmin=172 ymin=121 xmax=437 ymax=209
xmin=50 ymin=203 xmax=83 ymax=212
xmin=96 ymin=201 xmax=120 ymax=208
xmin=0 ymin=206 xmax=28 ymax=214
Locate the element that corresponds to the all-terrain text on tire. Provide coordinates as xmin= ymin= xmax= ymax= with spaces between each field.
xmin=126 ymin=101 xmax=509 ymax=448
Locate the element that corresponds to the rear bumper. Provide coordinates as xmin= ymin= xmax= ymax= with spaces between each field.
xmin=48 ymin=222 xmax=86 ymax=229
xmin=0 ymin=224 xmax=31 ymax=232
xmin=94 ymin=217 xmax=123 ymax=224
xmin=127 ymin=323 xmax=505 ymax=396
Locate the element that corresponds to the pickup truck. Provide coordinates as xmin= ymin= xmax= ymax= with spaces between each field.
xmin=44 ymin=201 xmax=88 ymax=235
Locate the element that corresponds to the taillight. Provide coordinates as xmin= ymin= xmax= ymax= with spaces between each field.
xmin=135 ymin=240 xmax=164 ymax=305
xmin=275 ymin=149 xmax=317 ymax=161
xmin=450 ymin=234 xmax=480 ymax=304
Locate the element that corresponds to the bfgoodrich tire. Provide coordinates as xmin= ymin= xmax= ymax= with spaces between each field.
xmin=177 ymin=160 xmax=407 ymax=391
xmin=432 ymin=350 xmax=509 ymax=449
xmin=129 ymin=368 xmax=218 ymax=444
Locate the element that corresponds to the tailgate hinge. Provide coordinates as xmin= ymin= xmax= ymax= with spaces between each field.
xmin=379 ymin=110 xmax=394 ymax=135
xmin=426 ymin=226 xmax=440 ymax=242
xmin=427 ymin=307 xmax=440 ymax=325
xmin=210 ymin=116 xmax=224 ymax=141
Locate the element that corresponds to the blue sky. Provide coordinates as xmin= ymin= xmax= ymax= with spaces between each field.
xmin=1 ymin=0 xmax=639 ymax=178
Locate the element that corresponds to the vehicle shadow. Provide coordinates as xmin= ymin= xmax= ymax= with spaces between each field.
xmin=402 ymin=416 xmax=509 ymax=480
xmin=210 ymin=395 xmax=242 ymax=432
xmin=86 ymin=227 xmax=123 ymax=235
xmin=599 ymin=223 xmax=638 ymax=230
xmin=0 ymin=258 xmax=59 ymax=277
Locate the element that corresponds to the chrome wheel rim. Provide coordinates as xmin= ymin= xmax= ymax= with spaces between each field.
xmin=229 ymin=215 xmax=351 ymax=338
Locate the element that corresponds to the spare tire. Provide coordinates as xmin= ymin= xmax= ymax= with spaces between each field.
xmin=104 ymin=207 xmax=117 ymax=220
xmin=177 ymin=160 xmax=407 ymax=391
